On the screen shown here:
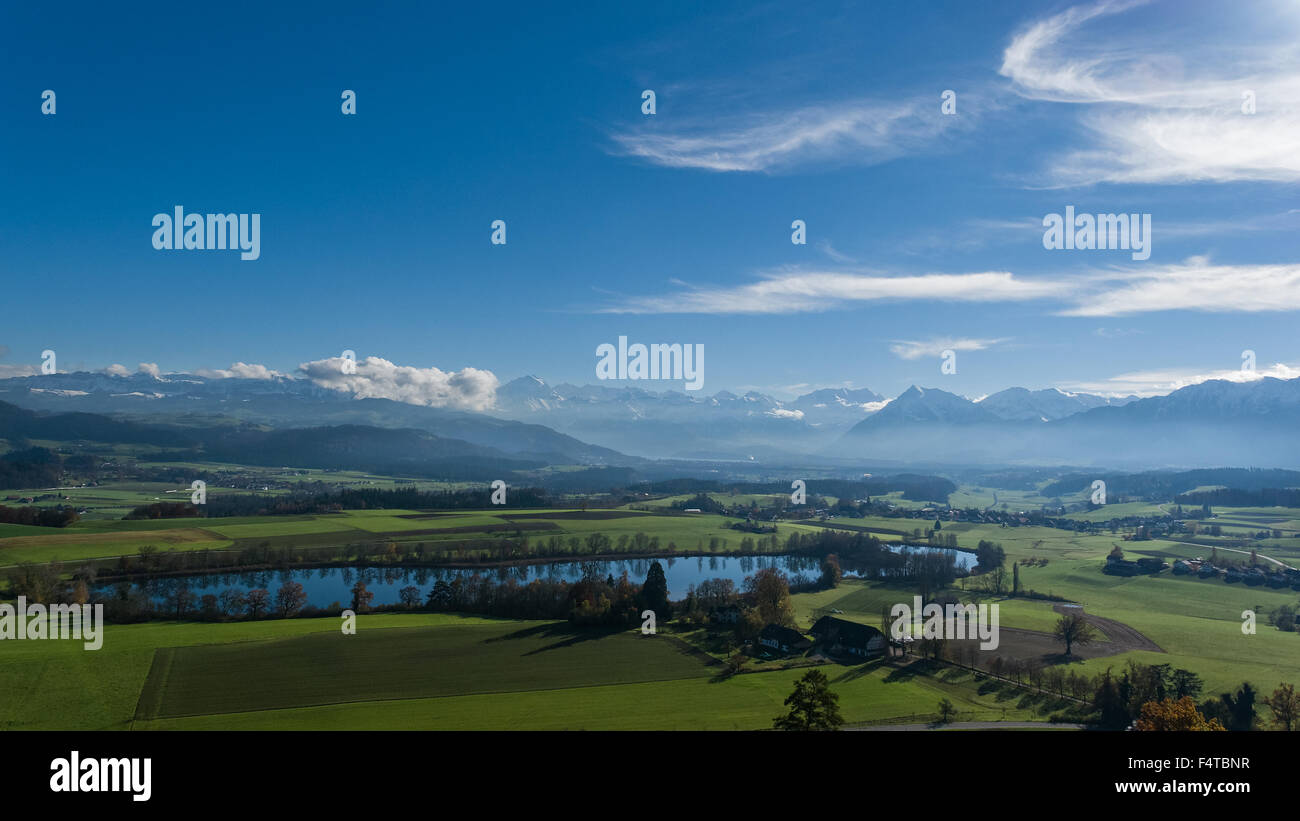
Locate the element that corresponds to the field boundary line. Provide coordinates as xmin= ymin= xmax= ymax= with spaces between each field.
xmin=134 ymin=667 xmax=722 ymax=724
xmin=133 ymin=646 xmax=176 ymax=722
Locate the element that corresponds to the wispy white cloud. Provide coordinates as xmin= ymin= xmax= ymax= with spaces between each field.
xmin=1093 ymin=326 xmax=1143 ymax=338
xmin=1001 ymin=0 xmax=1300 ymax=185
xmin=922 ymin=210 xmax=1300 ymax=250
xmin=299 ymin=356 xmax=499 ymax=411
xmin=817 ymin=239 xmax=857 ymax=264
xmin=601 ymin=255 xmax=1300 ymax=318
xmin=889 ymin=337 xmax=1009 ymax=361
xmin=608 ymin=95 xmax=972 ymax=172
xmin=1060 ymin=257 xmax=1300 ymax=316
xmin=600 ymin=268 xmax=1069 ymax=314
xmin=765 ymin=408 xmax=805 ymax=420
xmin=1001 ymin=0 xmax=1155 ymax=104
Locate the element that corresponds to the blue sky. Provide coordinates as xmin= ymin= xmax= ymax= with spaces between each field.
xmin=3 ymin=0 xmax=1299 ymax=405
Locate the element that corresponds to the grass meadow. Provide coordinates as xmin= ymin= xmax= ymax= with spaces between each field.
xmin=4 ymin=484 xmax=1300 ymax=729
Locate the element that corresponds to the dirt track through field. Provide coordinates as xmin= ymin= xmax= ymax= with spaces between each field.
xmin=940 ymin=605 xmax=1162 ymax=667
xmin=1052 ymin=604 xmax=1163 ymax=654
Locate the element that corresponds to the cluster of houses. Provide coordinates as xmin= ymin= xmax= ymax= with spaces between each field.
xmin=755 ymin=616 xmax=888 ymax=660
xmin=826 ymin=499 xmax=1193 ymax=539
xmin=1103 ymin=554 xmax=1169 ymax=576
xmin=1106 ymin=553 xmax=1300 ymax=590
xmin=678 ymin=492 xmax=1222 ymax=544
xmin=1171 ymin=558 xmax=1300 ymax=590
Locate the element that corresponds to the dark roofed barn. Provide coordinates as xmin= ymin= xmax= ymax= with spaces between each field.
xmin=810 ymin=616 xmax=886 ymax=659
xmin=758 ymin=624 xmax=812 ymax=655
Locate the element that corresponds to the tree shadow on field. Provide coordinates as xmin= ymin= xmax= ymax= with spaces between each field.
xmin=482 ymin=623 xmax=556 ymax=642
xmin=830 ymin=658 xmax=887 ymax=683
xmin=1016 ymin=691 xmax=1073 ymax=714
xmin=883 ymin=658 xmax=942 ymax=683
xmin=976 ymin=679 xmax=1021 ymax=703
xmin=483 ymin=622 xmax=621 ymax=654
xmin=938 ymin=666 xmax=973 ymax=684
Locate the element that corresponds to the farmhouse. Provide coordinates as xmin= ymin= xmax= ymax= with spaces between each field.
xmin=758 ymin=624 xmax=812 ymax=655
xmin=1135 ymin=557 xmax=1167 ymax=573
xmin=710 ymin=604 xmax=742 ymax=624
xmin=810 ymin=616 xmax=886 ymax=659
xmin=1104 ymin=555 xmax=1166 ymax=576
xmin=1103 ymin=555 xmax=1142 ymax=576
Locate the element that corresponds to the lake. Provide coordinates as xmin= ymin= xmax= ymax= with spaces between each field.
xmin=97 ymin=544 xmax=974 ymax=608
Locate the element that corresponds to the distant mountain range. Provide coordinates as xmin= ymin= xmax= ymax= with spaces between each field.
xmin=3 ymin=370 xmax=1298 ymax=469
xmin=841 ymin=379 xmax=1300 ymax=468
xmin=0 ymin=372 xmax=629 ymax=467
xmin=0 ymin=398 xmax=548 ymax=481
xmin=489 ymin=376 xmax=1138 ymax=460
xmin=975 ymin=386 xmax=1128 ymax=422
xmin=490 ymin=376 xmax=889 ymax=458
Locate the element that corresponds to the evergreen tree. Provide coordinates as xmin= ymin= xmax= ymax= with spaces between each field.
xmin=639 ymin=560 xmax=672 ymax=620
xmin=773 ymin=669 xmax=843 ymax=730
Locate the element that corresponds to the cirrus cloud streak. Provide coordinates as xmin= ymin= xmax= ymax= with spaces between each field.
xmin=599 ymin=269 xmax=1070 ymax=314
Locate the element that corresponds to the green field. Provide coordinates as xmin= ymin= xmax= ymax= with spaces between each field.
xmin=5 ymin=483 xmax=1300 ymax=730
xmin=0 ymin=505 xmax=828 ymax=569
xmin=134 ymin=662 xmax=1038 ymax=731
xmin=1 ymin=613 xmax=1043 ymax=731
xmin=135 ymin=622 xmax=713 ymax=720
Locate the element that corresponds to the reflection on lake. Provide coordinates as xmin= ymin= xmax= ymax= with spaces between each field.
xmin=99 ymin=554 xmax=814 ymax=607
xmin=95 ymin=544 xmax=974 ymax=608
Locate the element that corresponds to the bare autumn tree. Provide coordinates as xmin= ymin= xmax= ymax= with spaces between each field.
xmin=988 ymin=567 xmax=1007 ymax=596
xmin=245 ymin=588 xmax=270 ymax=619
xmin=219 ymin=589 xmax=246 ymax=618
xmin=167 ymin=585 xmax=196 ymax=620
xmin=351 ymin=580 xmax=374 ymax=613
xmin=745 ymin=567 xmax=795 ymax=627
xmin=1053 ymin=612 xmax=1099 ymax=656
xmin=398 ymin=585 xmax=421 ymax=609
xmin=276 ymin=581 xmax=307 ymax=618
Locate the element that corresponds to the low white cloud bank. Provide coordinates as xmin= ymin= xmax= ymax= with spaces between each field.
xmin=196 ymin=362 xmax=286 ymax=380
xmin=299 ymin=356 xmax=499 ymax=411
xmin=102 ymin=363 xmax=164 ymax=378
xmin=1061 ymin=362 xmax=1300 ymax=397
